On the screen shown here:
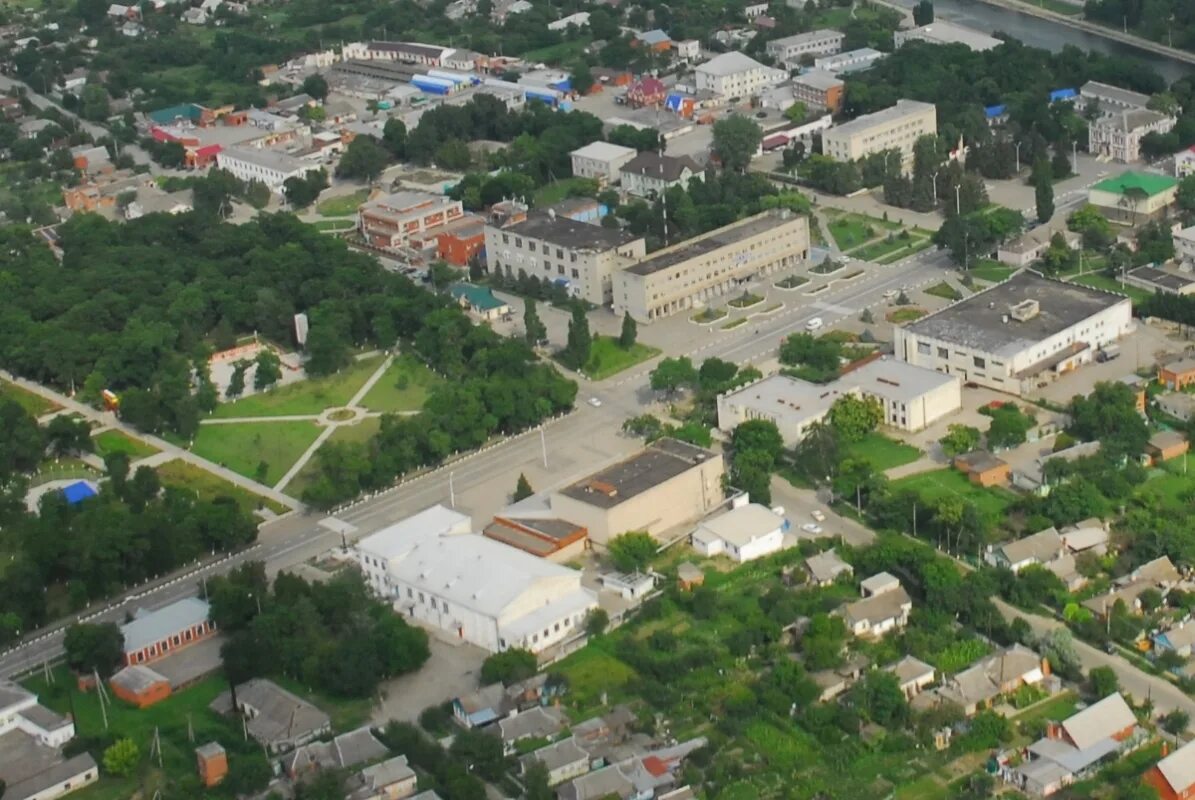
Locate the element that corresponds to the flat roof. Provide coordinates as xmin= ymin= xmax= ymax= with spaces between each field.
xmin=571 ymin=141 xmax=635 ymax=162
xmin=828 ymin=99 xmax=935 ymax=137
xmin=720 ymin=374 xmax=855 ymax=429
xmin=558 ymin=438 xmax=717 ymax=509
xmin=902 ymin=271 xmax=1128 ymax=357
xmin=770 ymin=29 xmax=844 ymax=47
xmin=845 ymin=358 xmax=958 ymax=402
xmin=793 ymin=69 xmax=844 ymax=91
xmin=1129 ymin=265 xmax=1195 ymax=291
xmin=218 ymin=146 xmax=311 ymax=175
xmin=503 ymin=212 xmax=638 ymax=251
xmin=626 ymin=213 xmax=782 ymax=276
xmin=697 ymin=503 xmax=784 ymax=547
xmin=356 ymin=504 xmax=472 ymax=561
xmin=1091 ymin=171 xmax=1178 ymax=197
xmin=901 ymin=20 xmax=1001 ymax=49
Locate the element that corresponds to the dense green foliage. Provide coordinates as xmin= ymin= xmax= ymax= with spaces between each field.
xmin=215 ymin=564 xmax=430 ymax=698
xmin=479 ymin=648 xmax=538 ymax=686
xmin=63 ymin=622 xmax=125 ymax=678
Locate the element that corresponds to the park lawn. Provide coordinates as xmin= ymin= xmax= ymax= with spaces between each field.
xmin=924 ymin=282 xmax=962 ymax=301
xmin=316 ymin=188 xmax=369 ymax=217
xmin=191 ymin=421 xmax=322 ymax=486
xmin=852 ymin=235 xmax=917 ymax=262
xmin=827 ymin=217 xmax=874 ymax=251
xmin=212 ymin=355 xmax=384 ymax=418
xmin=155 ymin=459 xmax=288 ymax=514
xmin=842 ymin=432 xmax=921 ymax=471
xmin=359 ymin=355 xmax=440 ymax=413
xmin=285 ymin=417 xmax=382 ymax=498
xmin=0 ymin=378 xmax=60 ymax=417
xmin=534 ymin=177 xmax=598 ymax=207
xmin=877 ymin=237 xmax=933 ymax=265
xmin=892 ymin=468 xmax=1016 ymax=520
xmin=92 ymin=429 xmax=159 ymax=460
xmin=1068 ymin=273 xmax=1151 ymax=305
xmin=969 ymin=261 xmax=1016 ymax=283
xmin=579 ymin=337 xmax=661 ymax=381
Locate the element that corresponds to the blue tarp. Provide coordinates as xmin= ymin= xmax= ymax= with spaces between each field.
xmin=984 ymin=104 xmax=1007 ymax=119
xmin=62 ymin=481 xmax=96 ymax=505
xmin=1050 ymin=88 xmax=1077 ymax=102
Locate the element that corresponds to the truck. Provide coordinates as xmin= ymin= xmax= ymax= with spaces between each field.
xmin=1096 ymin=345 xmax=1121 ymax=363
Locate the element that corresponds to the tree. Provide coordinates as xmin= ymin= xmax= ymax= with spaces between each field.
xmin=608 ymin=531 xmax=657 ymax=572
xmin=570 ymin=61 xmax=595 ymax=95
xmin=1087 ymin=665 xmax=1119 ymax=699
xmin=337 ymin=135 xmax=391 ymax=182
xmin=294 ymin=770 xmax=345 ymax=800
xmin=523 ymin=299 xmax=547 ymax=347
xmin=513 ymin=473 xmax=533 ymax=501
xmin=1161 ymin=709 xmax=1190 ymax=735
xmin=102 ymin=739 xmax=140 ymax=777
xmin=732 ymin=419 xmax=785 ymax=464
xmin=480 ymin=648 xmax=537 ymax=686
xmin=45 ymin=415 xmax=93 ymax=457
xmin=1177 ymin=174 xmax=1195 ymax=213
xmin=1067 ymin=382 xmax=1149 ymax=460
xmin=1033 ymin=159 xmax=1054 ymax=223
xmin=226 ymin=360 xmax=249 ymax=399
xmin=382 ymin=118 xmax=407 ymax=159
xmin=940 ymin=424 xmax=981 ymax=457
xmin=524 ymin=761 xmax=554 ymax=800
xmin=253 ymin=350 xmax=283 ymax=391
xmin=450 ymin=728 xmax=506 ymax=780
xmin=784 ymin=102 xmax=808 ymax=124
xmin=986 ymin=405 xmax=1034 ymax=450
xmin=283 ymin=169 xmax=328 ymax=209
xmin=619 ymin=313 xmax=637 ymax=349
xmin=585 ymin=608 xmax=609 ymax=636
xmin=650 ymin=357 xmax=697 ymax=395
xmin=564 ymin=304 xmax=592 ymax=370
xmin=712 ymin=115 xmax=763 ymax=172
xmin=828 ymin=395 xmax=882 ymax=443
xmin=63 ymin=623 xmax=124 ymax=678
xmin=851 ymin=670 xmax=909 ymax=727
xmin=913 ymin=0 xmax=934 ymax=25
xmin=301 ymin=74 xmax=329 ymax=101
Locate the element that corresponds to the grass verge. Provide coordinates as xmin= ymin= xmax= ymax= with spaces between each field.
xmin=212 ymin=356 xmax=383 ymax=418
xmin=578 ymin=337 xmax=660 ymax=381
xmin=155 ymin=459 xmax=288 ymax=514
xmin=359 ymin=354 xmax=440 ymax=413
xmin=0 ymin=378 xmax=60 ymax=416
xmin=891 ymin=467 xmax=1016 ymax=520
xmin=925 ymin=282 xmax=962 ymax=301
xmin=842 ymin=432 xmax=921 ymax=471
xmin=92 ymin=429 xmax=159 ymax=460
xmin=316 ymin=189 xmax=369 ymax=216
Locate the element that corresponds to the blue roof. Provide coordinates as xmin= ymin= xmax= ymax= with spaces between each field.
xmin=984 ymin=104 xmax=1007 ymax=119
xmin=639 ymin=29 xmax=671 ymax=45
xmin=1049 ymin=88 xmax=1077 ymax=102
xmin=62 ymin=481 xmax=97 ymax=505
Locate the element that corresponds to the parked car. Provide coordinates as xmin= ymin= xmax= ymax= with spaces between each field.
xmin=588 ymin=397 xmax=602 ymax=407
xmin=811 ymin=509 xmax=826 ymax=522
xmin=805 ymin=317 xmax=824 ymax=331
xmin=801 ymin=523 xmax=823 ymax=534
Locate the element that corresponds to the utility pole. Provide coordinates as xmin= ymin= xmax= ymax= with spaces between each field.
xmin=912 ymin=502 xmax=917 ymax=537
xmin=449 ymin=471 xmax=456 ymax=508
xmin=932 ymin=170 xmax=940 ymax=207
xmin=540 ymin=427 xmax=548 ymax=468
xmin=94 ymin=669 xmax=109 ymax=731
xmin=1015 ymin=141 xmax=1023 ymax=174
xmin=954 ymin=183 xmax=962 ymax=216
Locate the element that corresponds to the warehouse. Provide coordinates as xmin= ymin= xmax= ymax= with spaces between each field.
xmin=893 ymin=271 xmax=1133 ymax=396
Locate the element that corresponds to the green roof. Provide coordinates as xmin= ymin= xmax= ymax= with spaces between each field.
xmin=451 ymin=283 xmax=507 ymax=311
xmin=1091 ymin=171 xmax=1178 ymax=197
xmin=148 ymin=103 xmax=204 ymax=125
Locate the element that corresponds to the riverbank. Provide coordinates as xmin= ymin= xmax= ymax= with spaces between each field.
xmin=970 ymin=0 xmax=1195 ymax=67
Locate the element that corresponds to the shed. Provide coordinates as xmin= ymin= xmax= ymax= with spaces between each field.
xmin=676 ymin=562 xmax=704 ymax=590
xmin=109 ymin=665 xmax=172 ymax=708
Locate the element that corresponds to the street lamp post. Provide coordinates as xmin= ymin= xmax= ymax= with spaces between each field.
xmin=954 ymin=183 xmax=962 ymax=216
xmin=1014 ymin=141 xmax=1023 ymax=174
xmin=932 ymin=170 xmax=940 ymax=207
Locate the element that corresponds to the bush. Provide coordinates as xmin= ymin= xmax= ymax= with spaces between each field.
xmin=480 ymin=648 xmax=537 ymax=686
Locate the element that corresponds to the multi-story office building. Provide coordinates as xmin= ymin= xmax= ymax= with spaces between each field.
xmin=357 ymin=191 xmax=466 ymax=251
xmin=766 ymin=29 xmax=846 ymax=68
xmin=695 ymin=52 xmax=786 ymax=97
xmin=821 ymin=99 xmax=937 ymax=167
xmin=1088 ymin=109 xmax=1176 ymax=163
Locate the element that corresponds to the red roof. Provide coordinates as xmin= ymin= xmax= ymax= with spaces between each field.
xmin=762 ymin=134 xmax=788 ymax=149
xmin=642 ymin=756 xmax=670 ymax=777
xmin=629 ymin=77 xmax=666 ymax=95
xmin=195 ymin=144 xmax=222 ymax=157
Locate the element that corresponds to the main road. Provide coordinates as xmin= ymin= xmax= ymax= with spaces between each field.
xmin=0 ymin=248 xmax=949 ymax=678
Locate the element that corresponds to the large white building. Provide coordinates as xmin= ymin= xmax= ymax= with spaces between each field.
xmin=569 ymin=141 xmax=637 ymax=185
xmin=691 ymin=503 xmax=786 ymax=563
xmin=695 ymin=52 xmax=786 ymax=98
xmin=765 ymin=29 xmax=845 ymax=68
xmin=1088 ymin=108 xmax=1176 ymax=163
xmin=214 ymin=146 xmax=321 ymax=192
xmin=716 ymin=358 xmax=961 ymax=445
xmin=822 ymin=99 xmax=937 ymax=167
xmin=893 ymin=20 xmax=1001 ymax=51
xmin=0 ymin=681 xmax=97 ymax=800
xmin=355 ymin=506 xmax=597 ymax=653
xmin=894 ymin=271 xmax=1133 ymax=396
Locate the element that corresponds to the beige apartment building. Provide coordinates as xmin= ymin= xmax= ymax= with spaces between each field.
xmin=612 ymin=210 xmax=809 ymax=322
xmin=822 ymin=99 xmax=937 ymax=167
xmin=358 ymin=191 xmax=465 ymax=251
xmin=484 ymin=211 xmax=646 ymax=305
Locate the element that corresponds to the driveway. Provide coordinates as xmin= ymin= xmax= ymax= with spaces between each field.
xmin=770 ymin=475 xmax=876 ymax=548
xmin=372 ymin=636 xmax=488 ymax=725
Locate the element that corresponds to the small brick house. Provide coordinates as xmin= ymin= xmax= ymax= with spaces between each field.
xmin=120 ymin=597 xmax=216 ymax=666
xmin=1144 ymin=739 xmax=1195 ymax=800
xmin=953 ymin=450 xmax=1011 ymax=487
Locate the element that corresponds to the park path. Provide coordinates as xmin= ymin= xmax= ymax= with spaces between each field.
xmin=0 ymin=369 xmax=300 ymax=510
xmin=272 ymin=354 xmax=395 ymax=493
xmin=883 ymin=456 xmax=943 ymax=480
xmin=201 ymin=414 xmax=321 ymax=424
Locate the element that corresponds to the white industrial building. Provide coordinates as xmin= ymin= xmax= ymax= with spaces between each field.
xmin=695 ymin=52 xmax=786 ymax=98
xmin=893 ymin=20 xmax=1002 ymax=51
xmin=894 ymin=271 xmax=1133 ymax=396
xmin=765 ymin=29 xmax=845 ymax=68
xmin=354 ymin=506 xmax=597 ymax=654
xmin=716 ymin=359 xmax=961 ymax=446
xmin=691 ymin=503 xmax=787 ymax=562
xmin=214 ymin=146 xmax=322 ymax=192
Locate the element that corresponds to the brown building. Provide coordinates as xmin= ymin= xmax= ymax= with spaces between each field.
xmin=120 ymin=597 xmax=216 ymax=667
xmin=677 ymin=562 xmax=705 ymax=591
xmin=953 ymin=451 xmax=1011 ymax=487
xmin=196 ymin=742 xmax=228 ymax=788
xmin=1145 ymin=430 xmax=1189 ymax=464
xmin=1144 ymin=739 xmax=1195 ymax=800
xmin=109 ymin=665 xmax=172 ymax=709
xmin=1159 ymin=357 xmax=1195 ymax=390
xmin=482 ymin=516 xmax=588 ymax=561
xmin=790 ymin=70 xmax=845 ymax=113
xmin=358 ymin=191 xmax=465 ymax=252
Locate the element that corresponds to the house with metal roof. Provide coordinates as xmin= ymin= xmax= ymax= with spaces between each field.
xmin=210 ymin=678 xmax=331 ymax=754
xmin=450 ymin=283 xmax=510 ymax=321
xmin=119 ymin=597 xmax=215 ymax=666
xmin=1144 ymin=738 xmax=1195 ymax=800
xmin=805 ymin=549 xmax=853 ymax=586
xmin=691 ymin=503 xmax=786 ymax=563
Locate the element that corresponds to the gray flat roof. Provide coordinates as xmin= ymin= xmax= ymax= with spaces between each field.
xmin=504 ymin=212 xmax=638 ymax=251
xmin=770 ymin=29 xmax=844 ymax=47
xmin=1129 ymin=266 xmax=1195 ymax=291
xmin=558 ymin=438 xmax=717 ymax=509
xmin=722 ymin=374 xmax=853 ymax=428
xmin=793 ymin=70 xmax=844 ymax=92
xmin=903 ymin=271 xmax=1128 ymax=356
xmin=626 ymin=213 xmax=779 ymax=276
xmin=845 ymin=358 xmax=957 ymax=402
xmin=829 ymin=99 xmax=934 ymax=137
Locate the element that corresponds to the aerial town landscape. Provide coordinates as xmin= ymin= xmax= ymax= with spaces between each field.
xmin=3 ymin=0 xmax=1195 ymax=797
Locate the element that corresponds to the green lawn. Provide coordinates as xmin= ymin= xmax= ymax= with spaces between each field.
xmin=895 ymin=774 xmax=949 ymax=800
xmin=888 ymin=308 xmax=927 ymax=323
xmin=877 ymin=237 xmax=933 ymax=265
xmin=316 ymin=189 xmax=369 ymax=217
xmin=577 ymin=336 xmax=661 ymax=381
xmin=533 ymin=177 xmax=598 ymax=207
xmin=285 ymin=417 xmax=382 ymax=498
xmin=92 ymin=429 xmax=159 ymax=460
xmin=925 ymin=282 xmax=963 ymax=301
xmin=1013 ymin=691 xmax=1078 ymax=730
xmin=191 ymin=421 xmax=322 ymax=486
xmin=1068 ymin=273 xmax=1152 ymax=304
xmin=553 ymin=643 xmax=637 ymax=713
xmin=312 ymin=218 xmax=356 ymax=232
xmin=0 ymin=378 xmax=60 ymax=417
xmin=968 ymin=261 xmax=1017 ymax=283
xmin=842 ymin=432 xmax=921 ymax=471
xmin=1136 ymin=459 xmax=1195 ymax=512
xmin=155 ymin=459 xmax=288 ymax=514
xmin=212 ymin=356 xmax=384 ymax=418
xmin=853 ymin=235 xmax=920 ymax=262
xmin=828 ymin=217 xmax=875 ymax=250
xmin=358 ymin=355 xmax=440 ymax=413
xmin=892 ymin=468 xmax=1017 ymax=519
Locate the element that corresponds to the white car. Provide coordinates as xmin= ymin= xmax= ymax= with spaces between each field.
xmin=811 ymin=509 xmax=826 ymax=522
xmin=801 ymin=523 xmax=823 ymax=534
xmin=587 ymin=397 xmax=602 ymax=408
xmin=882 ymin=289 xmax=898 ymax=300
xmin=805 ymin=317 xmax=824 ymax=331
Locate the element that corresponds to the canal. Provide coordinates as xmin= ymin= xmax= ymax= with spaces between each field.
xmin=883 ymin=0 xmax=1192 ymax=83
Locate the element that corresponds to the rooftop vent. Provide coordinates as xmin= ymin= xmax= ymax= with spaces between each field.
xmin=1009 ymin=299 xmax=1039 ymax=322
xmin=586 ymin=479 xmax=618 ymax=498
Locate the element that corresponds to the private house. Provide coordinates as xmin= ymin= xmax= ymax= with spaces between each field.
xmin=996 ymin=226 xmax=1079 ymax=267
xmin=1159 ymin=357 xmax=1195 ymax=390
xmin=347 ymin=754 xmax=418 ymax=800
xmin=620 ymin=152 xmax=703 ymax=198
xmin=1144 ymin=738 xmax=1195 ymax=800
xmin=989 ymin=528 xmax=1065 ymax=573
xmin=210 ymin=679 xmax=332 ymax=754
xmin=690 ymin=504 xmax=786 ymax=563
xmin=109 ymin=665 xmax=171 ymax=708
xmin=1081 ymin=556 xmax=1181 ymax=618
xmin=1059 ymin=518 xmax=1110 ymax=556
xmin=954 ymin=451 xmax=1011 ymax=487
xmin=452 ymin=674 xmax=561 ymax=729
xmin=1145 ymin=430 xmax=1189 ymax=464
xmin=285 ymin=726 xmax=388 ymax=779
xmin=805 ymin=549 xmax=853 ymax=586
xmin=519 ymin=737 xmax=590 ymax=786
xmin=450 ymin=283 xmax=510 ymax=321
xmin=838 ymin=573 xmax=912 ymax=638
xmin=119 ymin=597 xmax=215 ymax=666
xmin=887 ymin=656 xmax=936 ymax=699
xmin=635 ymin=29 xmax=672 ymax=51
xmin=1158 ymin=391 xmax=1195 ymax=421
xmin=495 ymin=706 xmax=569 ymax=755
xmin=1153 ymin=622 xmax=1195 ymax=659
xmin=924 ymin=645 xmax=1047 ymax=716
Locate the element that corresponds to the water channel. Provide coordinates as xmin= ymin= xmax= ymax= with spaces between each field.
xmin=883 ymin=0 xmax=1192 ymax=83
